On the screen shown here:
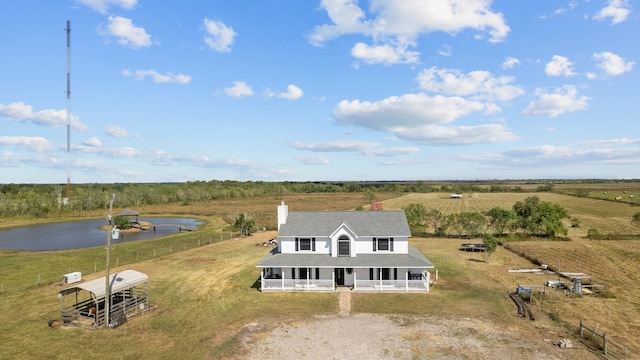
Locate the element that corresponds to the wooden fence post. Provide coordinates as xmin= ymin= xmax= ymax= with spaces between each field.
xmin=580 ymin=319 xmax=583 ymax=338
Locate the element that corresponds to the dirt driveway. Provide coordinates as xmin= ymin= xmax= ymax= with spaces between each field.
xmin=234 ymin=293 xmax=598 ymax=360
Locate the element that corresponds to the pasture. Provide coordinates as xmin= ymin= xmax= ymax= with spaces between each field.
xmin=1 ymin=190 xmax=639 ymax=358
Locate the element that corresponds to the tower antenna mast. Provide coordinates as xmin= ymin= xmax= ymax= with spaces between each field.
xmin=65 ymin=20 xmax=71 ymax=201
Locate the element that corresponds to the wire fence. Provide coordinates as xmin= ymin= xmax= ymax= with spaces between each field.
xmin=0 ymin=232 xmax=238 ymax=295
xmin=579 ymin=320 xmax=640 ymax=358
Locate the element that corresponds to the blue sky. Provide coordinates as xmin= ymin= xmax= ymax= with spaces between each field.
xmin=1 ymin=0 xmax=638 ymax=184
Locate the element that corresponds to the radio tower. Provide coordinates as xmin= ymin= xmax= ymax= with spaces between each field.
xmin=65 ymin=20 xmax=71 ymax=202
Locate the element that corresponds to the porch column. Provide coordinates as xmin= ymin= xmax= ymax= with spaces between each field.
xmin=307 ymin=268 xmax=310 ymax=291
xmin=260 ymin=269 xmax=264 ymax=291
xmin=353 ymin=272 xmax=357 ymax=291
xmin=281 ymin=269 xmax=285 ymax=291
xmin=426 ymin=271 xmax=430 ymax=292
xmin=332 ymin=271 xmax=335 ymax=291
xmin=379 ymin=268 xmax=382 ymax=292
xmin=405 ymin=270 xmax=409 ymax=292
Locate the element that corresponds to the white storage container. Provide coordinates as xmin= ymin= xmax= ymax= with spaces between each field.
xmin=62 ymin=272 xmax=82 ymax=284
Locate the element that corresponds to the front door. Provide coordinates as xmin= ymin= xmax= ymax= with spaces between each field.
xmin=335 ymin=268 xmax=345 ymax=286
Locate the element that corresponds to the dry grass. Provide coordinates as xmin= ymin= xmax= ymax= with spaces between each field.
xmin=2 ymin=191 xmax=640 ymax=358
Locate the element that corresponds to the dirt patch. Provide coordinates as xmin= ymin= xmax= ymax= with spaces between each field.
xmin=235 ymin=314 xmax=597 ymax=359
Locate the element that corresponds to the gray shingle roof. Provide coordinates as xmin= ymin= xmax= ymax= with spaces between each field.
xmin=279 ymin=210 xmax=411 ymax=237
xmin=256 ymin=246 xmax=434 ymax=268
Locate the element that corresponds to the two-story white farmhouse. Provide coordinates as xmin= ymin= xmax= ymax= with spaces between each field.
xmin=257 ymin=202 xmax=435 ymax=292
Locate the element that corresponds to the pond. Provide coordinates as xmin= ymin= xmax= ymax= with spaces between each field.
xmin=0 ymin=218 xmax=201 ymax=251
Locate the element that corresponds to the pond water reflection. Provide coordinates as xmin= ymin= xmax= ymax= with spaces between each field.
xmin=0 ymin=218 xmax=201 ymax=251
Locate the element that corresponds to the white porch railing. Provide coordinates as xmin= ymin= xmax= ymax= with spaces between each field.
xmin=261 ymin=279 xmax=334 ymax=292
xmin=355 ymin=279 xmax=429 ymax=292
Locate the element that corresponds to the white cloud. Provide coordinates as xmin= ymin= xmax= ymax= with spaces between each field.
xmin=0 ymin=102 xmax=88 ymax=131
xmin=76 ymin=0 xmax=137 ymax=14
xmin=392 ymin=124 xmax=518 ymax=145
xmin=593 ymin=51 xmax=634 ymax=76
xmin=351 ymin=42 xmax=420 ymax=65
xmin=278 ymin=84 xmax=304 ymax=100
xmin=291 ymin=139 xmax=419 ymax=156
xmin=438 ymin=45 xmax=452 ymax=57
xmin=545 ymin=55 xmax=576 ymax=77
xmin=522 ymin=85 xmax=590 ymax=118
xmin=105 ymin=126 xmax=137 ymax=138
xmin=296 ymin=155 xmax=331 ymax=165
xmin=308 ymin=0 xmax=510 ymax=65
xmin=82 ymin=137 xmax=102 ymax=147
xmin=122 ymin=69 xmax=191 ymax=84
xmin=104 ymin=16 xmax=151 ymax=49
xmin=0 ymin=136 xmax=53 ymax=152
xmin=224 ymin=81 xmax=254 ymax=97
xmin=333 ymin=93 xmax=517 ymax=145
xmin=594 ymin=0 xmax=631 ymax=24
xmin=203 ymin=18 xmax=236 ymax=52
xmin=417 ymin=67 xmax=525 ymax=101
xmin=502 ymin=57 xmax=521 ymax=69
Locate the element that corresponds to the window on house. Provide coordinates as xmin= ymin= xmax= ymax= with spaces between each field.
xmin=295 ymin=237 xmax=315 ymax=251
xmin=338 ymin=235 xmax=350 ymax=256
xmin=299 ymin=268 xmax=308 ymax=279
xmin=373 ymin=238 xmax=394 ymax=251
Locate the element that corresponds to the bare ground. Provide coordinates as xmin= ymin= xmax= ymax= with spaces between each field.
xmin=234 ymin=291 xmax=598 ymax=360
xmin=235 ymin=313 xmax=597 ymax=359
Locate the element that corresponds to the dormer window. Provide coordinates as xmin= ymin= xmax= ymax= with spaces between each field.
xmin=338 ymin=235 xmax=350 ymax=256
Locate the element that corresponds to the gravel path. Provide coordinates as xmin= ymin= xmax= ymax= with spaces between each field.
xmin=236 ymin=311 xmax=596 ymax=360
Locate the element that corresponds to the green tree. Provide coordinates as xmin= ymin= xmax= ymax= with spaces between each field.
xmin=425 ymin=209 xmax=445 ymax=236
xmin=513 ymin=196 xmax=568 ymax=237
xmin=482 ymin=234 xmax=498 ymax=262
xmin=458 ymin=212 xmax=487 ymax=238
xmin=113 ymin=215 xmax=133 ymax=229
xmin=233 ymin=212 xmax=255 ymax=237
xmin=404 ymin=203 xmax=428 ymax=235
xmin=486 ymin=207 xmax=516 ymax=236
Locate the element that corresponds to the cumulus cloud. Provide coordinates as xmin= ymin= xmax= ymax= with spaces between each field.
xmin=594 ymin=0 xmax=631 ymax=24
xmin=203 ymin=18 xmax=236 ymax=52
xmin=545 ymin=55 xmax=576 ymax=77
xmin=296 ymin=155 xmax=331 ymax=165
xmin=291 ymin=139 xmax=419 ymax=156
xmin=308 ymin=0 xmax=510 ymax=65
xmin=0 ymin=136 xmax=53 ymax=152
xmin=277 ymin=84 xmax=304 ymax=100
xmin=502 ymin=57 xmax=521 ymax=69
xmin=417 ymin=67 xmax=525 ymax=101
xmin=593 ymin=51 xmax=634 ymax=76
xmin=103 ymin=16 xmax=151 ymax=48
xmin=0 ymin=102 xmax=88 ymax=131
xmin=82 ymin=137 xmax=102 ymax=147
xmin=122 ymin=69 xmax=191 ymax=84
xmin=522 ymin=85 xmax=590 ymax=117
xmin=105 ymin=125 xmax=137 ymax=138
xmin=224 ymin=81 xmax=254 ymax=97
xmin=333 ymin=93 xmax=517 ymax=145
xmin=76 ymin=0 xmax=137 ymax=13
xmin=350 ymin=42 xmax=420 ymax=65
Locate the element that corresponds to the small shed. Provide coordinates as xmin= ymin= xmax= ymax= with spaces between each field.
xmin=115 ymin=209 xmax=140 ymax=225
xmin=58 ymin=269 xmax=149 ymax=329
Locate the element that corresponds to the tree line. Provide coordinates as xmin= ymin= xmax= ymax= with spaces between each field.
xmin=404 ymin=195 xmax=570 ymax=239
xmin=0 ymin=180 xmax=553 ymax=218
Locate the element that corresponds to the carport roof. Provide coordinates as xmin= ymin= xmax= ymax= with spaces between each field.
xmin=59 ymin=269 xmax=148 ymax=299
